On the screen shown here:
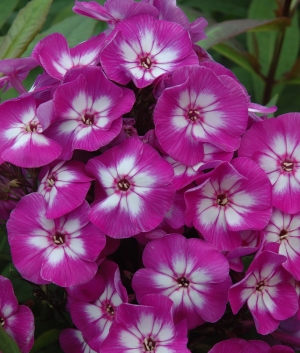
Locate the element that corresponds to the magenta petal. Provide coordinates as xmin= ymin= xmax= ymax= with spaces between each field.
xmin=38 ymin=33 xmax=72 ymax=80
xmin=5 ymin=305 xmax=34 ymax=353
xmin=60 ymin=328 xmax=97 ymax=353
xmin=0 ymin=276 xmax=18 ymax=318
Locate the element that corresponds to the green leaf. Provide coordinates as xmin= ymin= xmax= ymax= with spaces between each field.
xmin=0 ymin=0 xmax=19 ymax=31
xmin=0 ymin=324 xmax=21 ymax=353
xmin=201 ymin=17 xmax=290 ymax=49
xmin=30 ymin=329 xmax=61 ymax=353
xmin=0 ymin=0 xmax=53 ymax=59
xmin=23 ymin=15 xmax=98 ymax=57
xmin=210 ymin=42 xmax=259 ymax=76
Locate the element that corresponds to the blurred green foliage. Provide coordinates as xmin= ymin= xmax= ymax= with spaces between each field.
xmin=0 ymin=0 xmax=300 ymax=352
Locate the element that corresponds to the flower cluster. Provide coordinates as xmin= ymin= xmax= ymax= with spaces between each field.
xmin=0 ymin=0 xmax=299 ymax=352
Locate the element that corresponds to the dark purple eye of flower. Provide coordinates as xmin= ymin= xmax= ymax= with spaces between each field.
xmin=0 ymin=317 xmax=4 ymax=326
xmin=53 ymin=232 xmax=65 ymax=245
xmin=24 ymin=121 xmax=38 ymax=132
xmin=187 ymin=109 xmax=200 ymax=122
xmin=81 ymin=113 xmax=95 ymax=125
xmin=281 ymin=160 xmax=294 ymax=172
xmin=143 ymin=337 xmax=156 ymax=351
xmin=177 ymin=277 xmax=189 ymax=288
xmin=217 ymin=193 xmax=228 ymax=206
xmin=256 ymin=280 xmax=265 ymax=291
xmin=106 ymin=304 xmax=115 ymax=316
xmin=279 ymin=229 xmax=288 ymax=240
xmin=140 ymin=56 xmax=152 ymax=69
xmin=117 ymin=178 xmax=130 ymax=191
xmin=47 ymin=175 xmax=55 ymax=187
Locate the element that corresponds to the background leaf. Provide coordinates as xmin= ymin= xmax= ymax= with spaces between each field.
xmin=0 ymin=0 xmax=53 ymax=59
xmin=246 ymin=0 xmax=300 ymax=102
xmin=0 ymin=324 xmax=21 ymax=353
xmin=30 ymin=329 xmax=61 ymax=353
xmin=0 ymin=0 xmax=19 ymax=31
xmin=201 ymin=17 xmax=290 ymax=49
xmin=23 ymin=15 xmax=98 ymax=56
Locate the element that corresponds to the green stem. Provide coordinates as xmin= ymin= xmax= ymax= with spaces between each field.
xmin=262 ymin=28 xmax=286 ymax=105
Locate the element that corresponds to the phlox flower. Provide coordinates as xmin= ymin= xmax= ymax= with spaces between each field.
xmin=73 ymin=0 xmax=158 ymax=29
xmin=132 ymin=234 xmax=231 ymax=329
xmin=60 ymin=328 xmax=97 ymax=353
xmin=7 ymin=194 xmax=106 ymax=286
xmin=154 ymin=65 xmax=248 ymax=165
xmin=0 ymin=96 xmax=61 ymax=168
xmin=164 ymin=143 xmax=233 ymax=190
xmin=44 ymin=67 xmax=135 ymax=160
xmin=229 ymin=251 xmax=298 ymax=335
xmin=208 ymin=338 xmax=294 ymax=353
xmin=142 ymin=0 xmax=208 ymax=42
xmin=69 ymin=260 xmax=128 ymax=351
xmin=0 ymin=57 xmax=38 ymax=93
xmin=38 ymin=160 xmax=93 ymax=219
xmin=100 ymin=294 xmax=190 ymax=353
xmin=32 ymin=32 xmax=105 ymax=81
xmin=0 ymin=275 xmax=34 ymax=353
xmin=225 ymin=230 xmax=261 ymax=272
xmin=263 ymin=207 xmax=300 ymax=280
xmin=185 ymin=157 xmax=272 ymax=251
xmin=100 ymin=14 xmax=198 ymax=88
xmin=86 ymin=137 xmax=175 ymax=238
xmin=239 ymin=113 xmax=300 ymax=214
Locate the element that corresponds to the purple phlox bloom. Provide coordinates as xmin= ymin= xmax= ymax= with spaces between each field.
xmin=7 ymin=194 xmax=106 ymax=286
xmin=27 ymin=71 xmax=60 ymax=102
xmin=154 ymin=65 xmax=248 ymax=165
xmin=37 ymin=160 xmax=93 ymax=219
xmin=100 ymin=117 xmax=138 ymax=151
xmin=132 ymin=234 xmax=231 ymax=329
xmin=208 ymin=338 xmax=294 ymax=353
xmin=86 ymin=137 xmax=175 ymax=238
xmin=100 ymin=294 xmax=190 ymax=353
xmin=193 ymin=44 xmax=214 ymax=63
xmin=272 ymin=315 xmax=300 ymax=348
xmin=0 ymin=96 xmax=62 ymax=168
xmin=0 ymin=275 xmax=34 ymax=353
xmin=164 ymin=142 xmax=233 ymax=190
xmin=239 ymin=113 xmax=300 ymax=214
xmin=0 ymin=57 xmax=38 ymax=94
xmin=199 ymin=60 xmax=277 ymax=117
xmin=263 ymin=207 xmax=300 ymax=280
xmin=43 ymin=67 xmax=135 ymax=160
xmin=73 ymin=0 xmax=158 ymax=31
xmin=229 ymin=251 xmax=298 ymax=335
xmin=32 ymin=32 xmax=106 ymax=81
xmin=70 ymin=260 xmax=128 ymax=351
xmin=60 ymin=328 xmax=97 ymax=353
xmin=225 ymin=230 xmax=262 ymax=272
xmin=0 ymin=171 xmax=25 ymax=220
xmin=185 ymin=157 xmax=272 ymax=251
xmin=100 ymin=14 xmax=198 ymax=88
xmin=141 ymin=0 xmax=208 ymax=42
